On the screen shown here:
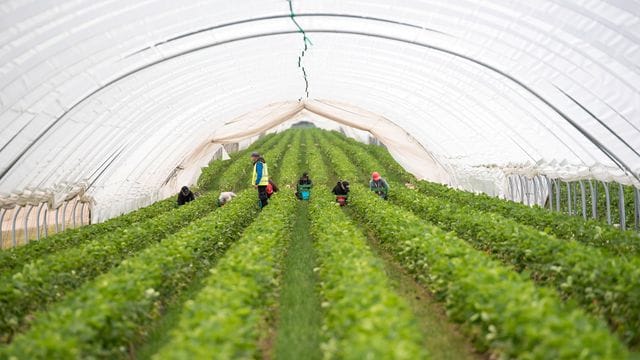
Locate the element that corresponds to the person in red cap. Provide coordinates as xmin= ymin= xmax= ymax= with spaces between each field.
xmin=369 ymin=171 xmax=389 ymax=200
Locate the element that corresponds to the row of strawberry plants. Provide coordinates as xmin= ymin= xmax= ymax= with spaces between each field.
xmin=314 ymin=134 xmax=628 ymax=358
xmin=0 ymin=196 xmax=175 ymax=276
xmin=156 ymin=191 xmax=296 ymax=359
xmin=0 ymin=131 xmax=299 ymax=341
xmin=0 ymin=191 xmax=219 ymax=341
xmin=2 ymin=192 xmax=259 ymax=359
xmin=414 ymin=180 xmax=640 ymax=257
xmin=309 ymin=188 xmax=428 ymax=359
xmin=346 ymin=185 xmax=628 ymax=359
xmin=217 ymin=130 xmax=295 ymax=191
xmin=391 ymin=185 xmax=640 ymax=346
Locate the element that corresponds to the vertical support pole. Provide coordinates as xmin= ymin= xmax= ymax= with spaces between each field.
xmin=43 ymin=207 xmax=48 ymax=237
xmin=72 ymin=200 xmax=80 ymax=229
xmin=532 ymin=176 xmax=539 ymax=206
xmin=589 ymin=180 xmax=597 ymax=219
xmin=635 ymin=187 xmax=639 ymax=231
xmin=579 ymin=180 xmax=587 ymax=220
xmin=602 ymin=181 xmax=611 ymax=225
xmin=0 ymin=209 xmax=6 ymax=249
xmin=36 ymin=203 xmax=45 ymax=241
xmin=547 ymin=177 xmax=554 ymax=210
xmin=24 ymin=205 xmax=33 ymax=245
xmin=566 ymin=181 xmax=572 ymax=215
xmin=12 ymin=206 xmax=22 ymax=248
xmin=80 ymin=202 xmax=85 ymax=226
xmin=618 ymin=184 xmax=626 ymax=231
xmin=519 ymin=175 xmax=527 ymax=204
xmin=61 ymin=201 xmax=69 ymax=231
xmin=555 ymin=179 xmax=561 ymax=212
xmin=54 ymin=207 xmax=60 ymax=233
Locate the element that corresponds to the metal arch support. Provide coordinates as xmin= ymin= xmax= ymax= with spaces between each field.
xmin=507 ymin=176 xmax=515 ymax=202
xmin=601 ymin=181 xmax=612 ymax=225
xmin=578 ymin=180 xmax=587 ymax=220
xmin=36 ymin=203 xmax=46 ymax=240
xmin=566 ymin=181 xmax=572 ymax=215
xmin=72 ymin=200 xmax=80 ymax=229
xmin=11 ymin=206 xmax=22 ymax=248
xmin=61 ymin=201 xmax=69 ymax=231
xmin=0 ymin=209 xmax=6 ymax=249
xmin=23 ymin=205 xmax=33 ymax=245
xmin=588 ymin=180 xmax=597 ymax=219
xmin=618 ymin=184 xmax=626 ymax=231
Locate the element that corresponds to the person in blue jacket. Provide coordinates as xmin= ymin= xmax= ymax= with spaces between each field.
xmin=251 ymin=152 xmax=269 ymax=208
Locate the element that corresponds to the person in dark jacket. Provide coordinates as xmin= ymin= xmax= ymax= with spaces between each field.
xmin=177 ymin=186 xmax=195 ymax=205
xmin=332 ymin=180 xmax=350 ymax=195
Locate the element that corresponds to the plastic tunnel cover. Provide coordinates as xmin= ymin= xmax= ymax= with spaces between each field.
xmin=0 ymin=0 xmax=638 ymax=221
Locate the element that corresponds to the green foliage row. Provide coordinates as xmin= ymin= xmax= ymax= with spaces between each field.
xmin=347 ymin=185 xmax=629 ymax=359
xmin=414 ymin=180 xmax=640 ymax=257
xmin=0 ymin=196 xmax=175 ymax=276
xmin=392 ymin=185 xmax=640 ymax=346
xmin=0 ymin=191 xmax=220 ymax=341
xmin=308 ymin=188 xmax=428 ymax=359
xmin=156 ymin=191 xmax=296 ymax=359
xmin=2 ymin=192 xmax=258 ymax=359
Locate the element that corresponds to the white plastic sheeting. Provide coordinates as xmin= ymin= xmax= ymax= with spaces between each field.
xmin=1 ymin=0 xmax=639 ymax=221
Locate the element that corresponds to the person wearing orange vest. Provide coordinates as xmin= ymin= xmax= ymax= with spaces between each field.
xmin=251 ymin=152 xmax=270 ymax=208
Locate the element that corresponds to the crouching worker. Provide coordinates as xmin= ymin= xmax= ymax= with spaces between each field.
xmin=296 ymin=172 xmax=313 ymax=200
xmin=217 ymin=191 xmax=236 ymax=207
xmin=369 ymin=172 xmax=389 ymax=200
xmin=332 ymin=180 xmax=350 ymax=206
xmin=177 ymin=186 xmax=195 ymax=206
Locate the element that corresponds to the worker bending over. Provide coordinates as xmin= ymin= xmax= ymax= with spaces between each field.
xmin=369 ymin=172 xmax=389 ymax=200
xmin=177 ymin=186 xmax=195 ymax=205
xmin=217 ymin=191 xmax=236 ymax=207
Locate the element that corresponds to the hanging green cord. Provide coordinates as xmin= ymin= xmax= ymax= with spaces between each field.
xmin=287 ymin=0 xmax=311 ymax=99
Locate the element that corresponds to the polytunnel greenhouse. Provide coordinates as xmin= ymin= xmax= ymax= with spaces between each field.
xmin=1 ymin=0 xmax=639 ymax=359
